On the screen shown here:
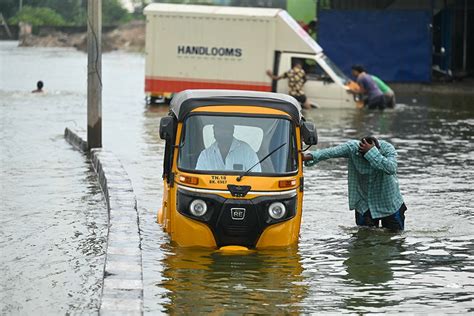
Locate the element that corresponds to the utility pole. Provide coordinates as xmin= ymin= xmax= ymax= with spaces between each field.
xmin=462 ymin=0 xmax=467 ymax=72
xmin=0 ymin=13 xmax=13 ymax=38
xmin=87 ymin=0 xmax=102 ymax=149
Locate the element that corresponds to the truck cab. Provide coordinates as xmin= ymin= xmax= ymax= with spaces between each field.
xmin=276 ymin=52 xmax=359 ymax=108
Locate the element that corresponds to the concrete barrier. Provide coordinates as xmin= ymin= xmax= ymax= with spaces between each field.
xmin=64 ymin=128 xmax=88 ymax=152
xmin=64 ymin=128 xmax=143 ymax=315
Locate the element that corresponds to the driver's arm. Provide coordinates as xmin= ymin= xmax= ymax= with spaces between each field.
xmin=195 ymin=151 xmax=210 ymax=170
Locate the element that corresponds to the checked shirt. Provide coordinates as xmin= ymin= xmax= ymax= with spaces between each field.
xmin=283 ymin=66 xmax=306 ymax=97
xmin=306 ymin=140 xmax=404 ymax=218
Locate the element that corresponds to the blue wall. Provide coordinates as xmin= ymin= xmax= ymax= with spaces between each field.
xmin=318 ymin=10 xmax=432 ymax=82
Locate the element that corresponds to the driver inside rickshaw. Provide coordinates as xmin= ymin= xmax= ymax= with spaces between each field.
xmin=195 ymin=121 xmax=262 ymax=172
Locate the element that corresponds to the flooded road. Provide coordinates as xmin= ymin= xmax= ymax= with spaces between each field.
xmin=1 ymin=42 xmax=473 ymax=314
xmin=0 ymin=45 xmax=108 ymax=313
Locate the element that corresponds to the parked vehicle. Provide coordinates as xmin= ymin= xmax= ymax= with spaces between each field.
xmin=144 ymin=3 xmax=361 ymax=108
xmin=158 ymin=90 xmax=318 ymax=250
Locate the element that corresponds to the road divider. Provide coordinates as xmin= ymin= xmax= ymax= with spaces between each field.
xmin=64 ymin=127 xmax=143 ymax=315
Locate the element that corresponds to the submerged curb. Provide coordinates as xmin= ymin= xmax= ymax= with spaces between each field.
xmin=64 ymin=127 xmax=88 ymax=152
xmin=64 ymin=128 xmax=144 ymax=315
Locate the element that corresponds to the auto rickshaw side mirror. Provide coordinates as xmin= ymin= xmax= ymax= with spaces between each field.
xmin=159 ymin=116 xmax=175 ymax=140
xmin=301 ymin=121 xmax=318 ymax=145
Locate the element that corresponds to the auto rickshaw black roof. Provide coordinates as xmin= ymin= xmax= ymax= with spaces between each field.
xmin=170 ymin=90 xmax=303 ymax=124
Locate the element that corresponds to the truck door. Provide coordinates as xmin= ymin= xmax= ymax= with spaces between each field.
xmin=277 ymin=53 xmax=346 ymax=108
xmin=301 ymin=56 xmax=344 ymax=108
xmin=275 ymin=53 xmax=291 ymax=95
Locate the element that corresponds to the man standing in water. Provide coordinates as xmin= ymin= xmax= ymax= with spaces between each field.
xmin=371 ymin=75 xmax=396 ymax=108
xmin=266 ymin=59 xmax=312 ymax=109
xmin=349 ymin=65 xmax=385 ymax=110
xmin=304 ymin=136 xmax=406 ymax=231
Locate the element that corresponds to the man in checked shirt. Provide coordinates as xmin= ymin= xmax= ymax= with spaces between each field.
xmin=304 ymin=136 xmax=407 ymax=231
xmin=266 ymin=59 xmax=312 ymax=109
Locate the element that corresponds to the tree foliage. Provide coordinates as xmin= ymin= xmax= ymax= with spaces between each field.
xmin=103 ymin=0 xmax=132 ymax=25
xmin=1 ymin=0 xmax=131 ymax=26
xmin=8 ymin=5 xmax=66 ymax=26
xmin=0 ymin=0 xmax=22 ymax=20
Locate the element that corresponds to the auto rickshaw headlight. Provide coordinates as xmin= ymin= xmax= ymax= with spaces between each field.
xmin=268 ymin=202 xmax=286 ymax=220
xmin=189 ymin=199 xmax=207 ymax=217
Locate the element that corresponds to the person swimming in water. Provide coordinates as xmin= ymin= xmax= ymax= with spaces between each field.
xmin=32 ymin=81 xmax=44 ymax=93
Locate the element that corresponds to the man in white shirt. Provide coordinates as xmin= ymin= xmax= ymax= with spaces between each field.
xmin=196 ymin=122 xmax=261 ymax=172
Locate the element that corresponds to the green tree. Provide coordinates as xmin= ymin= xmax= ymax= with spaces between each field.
xmin=0 ymin=0 xmax=22 ymax=20
xmin=103 ymin=0 xmax=131 ymax=25
xmin=8 ymin=0 xmax=85 ymax=23
xmin=3 ymin=0 xmax=131 ymax=26
xmin=8 ymin=5 xmax=66 ymax=26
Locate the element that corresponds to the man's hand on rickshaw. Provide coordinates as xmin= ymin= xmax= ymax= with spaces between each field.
xmin=303 ymin=152 xmax=315 ymax=167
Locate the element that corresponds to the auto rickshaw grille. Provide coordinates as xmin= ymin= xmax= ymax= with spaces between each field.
xmin=177 ymin=187 xmax=297 ymax=248
xmin=225 ymin=225 xmax=251 ymax=236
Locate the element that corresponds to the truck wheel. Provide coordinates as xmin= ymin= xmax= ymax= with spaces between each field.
xmin=147 ymin=96 xmax=162 ymax=105
xmin=164 ymin=96 xmax=173 ymax=104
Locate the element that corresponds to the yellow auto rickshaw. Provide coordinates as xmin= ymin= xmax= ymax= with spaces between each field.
xmin=158 ymin=90 xmax=317 ymax=250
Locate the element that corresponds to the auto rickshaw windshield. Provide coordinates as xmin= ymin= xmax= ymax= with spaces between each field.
xmin=178 ymin=115 xmax=298 ymax=174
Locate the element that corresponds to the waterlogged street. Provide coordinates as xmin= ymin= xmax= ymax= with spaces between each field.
xmin=1 ymin=42 xmax=473 ymax=314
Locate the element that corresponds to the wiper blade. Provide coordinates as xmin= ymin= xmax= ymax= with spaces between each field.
xmin=236 ymin=142 xmax=287 ymax=182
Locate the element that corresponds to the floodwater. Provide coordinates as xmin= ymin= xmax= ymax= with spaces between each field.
xmin=1 ymin=41 xmax=473 ymax=314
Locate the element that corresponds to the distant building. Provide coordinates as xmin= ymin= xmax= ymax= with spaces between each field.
xmin=317 ymin=0 xmax=473 ymax=82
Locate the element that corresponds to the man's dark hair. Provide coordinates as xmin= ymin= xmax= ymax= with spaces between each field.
xmin=37 ymin=81 xmax=43 ymax=89
xmin=361 ymin=136 xmax=380 ymax=149
xmin=351 ymin=65 xmax=365 ymax=73
xmin=292 ymin=58 xmax=304 ymax=68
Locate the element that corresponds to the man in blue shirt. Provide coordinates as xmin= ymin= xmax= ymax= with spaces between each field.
xmin=349 ymin=65 xmax=385 ymax=110
xmin=304 ymin=136 xmax=406 ymax=231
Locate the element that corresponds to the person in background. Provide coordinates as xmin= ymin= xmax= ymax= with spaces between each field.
xmin=349 ymin=65 xmax=385 ymax=110
xmin=301 ymin=19 xmax=318 ymax=38
xmin=372 ymin=75 xmax=395 ymax=108
xmin=304 ymin=136 xmax=407 ymax=231
xmin=266 ymin=59 xmax=312 ymax=109
xmin=32 ymin=81 xmax=44 ymax=93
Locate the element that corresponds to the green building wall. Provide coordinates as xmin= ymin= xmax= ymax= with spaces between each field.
xmin=287 ymin=0 xmax=316 ymax=24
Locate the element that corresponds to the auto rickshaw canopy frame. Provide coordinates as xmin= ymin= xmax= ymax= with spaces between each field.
xmin=169 ymin=90 xmax=303 ymax=124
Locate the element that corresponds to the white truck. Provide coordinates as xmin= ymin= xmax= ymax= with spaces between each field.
xmin=144 ymin=3 xmax=359 ymax=108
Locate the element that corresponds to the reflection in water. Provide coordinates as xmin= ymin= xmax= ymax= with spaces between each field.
xmin=160 ymin=246 xmax=307 ymax=314
xmin=342 ymin=230 xmax=404 ymax=311
xmin=344 ymin=229 xmax=403 ymax=285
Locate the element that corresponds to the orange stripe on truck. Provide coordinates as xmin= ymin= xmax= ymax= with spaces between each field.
xmin=145 ymin=77 xmax=272 ymax=93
